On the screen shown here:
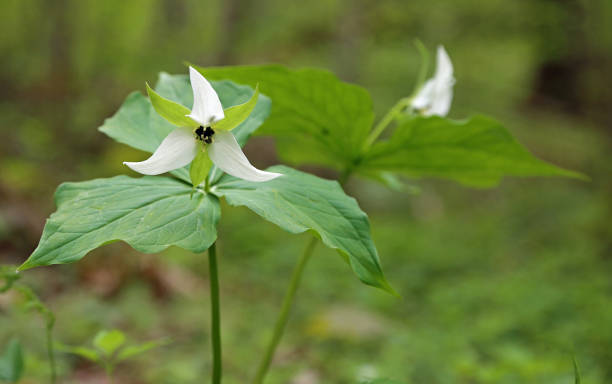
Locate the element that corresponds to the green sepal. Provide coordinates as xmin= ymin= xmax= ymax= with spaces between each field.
xmin=146 ymin=82 xmax=198 ymax=128
xmin=214 ymin=83 xmax=260 ymax=131
xmin=189 ymin=147 xmax=213 ymax=187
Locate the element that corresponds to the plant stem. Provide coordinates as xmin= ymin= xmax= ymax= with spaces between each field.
xmin=362 ymin=97 xmax=413 ymax=150
xmin=46 ymin=322 xmax=57 ymax=384
xmin=413 ymin=38 xmax=430 ymax=94
xmin=105 ymin=363 xmax=114 ymax=384
xmin=13 ymin=284 xmax=57 ymax=384
xmin=252 ymin=237 xmax=318 ymax=384
xmin=208 ymin=242 xmax=222 ymax=384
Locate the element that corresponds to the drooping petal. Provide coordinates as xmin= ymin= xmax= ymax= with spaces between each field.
xmin=410 ymin=45 xmax=455 ymax=117
xmin=208 ymin=130 xmax=282 ymax=182
xmin=429 ymin=81 xmax=453 ymax=116
xmin=186 ymin=66 xmax=225 ymax=126
xmin=123 ymin=127 xmax=198 ymax=175
xmin=434 ymin=45 xmax=453 ymax=81
xmin=411 ymin=79 xmax=435 ymax=111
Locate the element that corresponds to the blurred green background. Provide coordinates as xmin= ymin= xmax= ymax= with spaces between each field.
xmin=1 ymin=0 xmax=611 ymax=383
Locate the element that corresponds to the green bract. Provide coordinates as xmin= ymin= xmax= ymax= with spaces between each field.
xmin=361 ymin=115 xmax=586 ymax=187
xmin=20 ymin=75 xmax=393 ymax=293
xmin=214 ymin=166 xmax=393 ymax=292
xmin=18 ymin=176 xmax=221 ymax=270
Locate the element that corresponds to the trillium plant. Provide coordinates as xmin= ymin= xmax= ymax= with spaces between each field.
xmin=14 ymin=44 xmax=582 ymax=384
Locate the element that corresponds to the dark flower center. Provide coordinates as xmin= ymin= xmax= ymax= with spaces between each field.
xmin=195 ymin=126 xmax=215 ymax=144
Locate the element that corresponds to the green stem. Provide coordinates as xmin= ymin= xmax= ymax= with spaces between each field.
xmin=252 ymin=237 xmax=318 ymax=384
xmin=413 ymin=38 xmax=430 ymax=95
xmin=363 ymin=97 xmax=413 ymax=150
xmin=46 ymin=322 xmax=57 ymax=384
xmin=208 ymin=242 xmax=222 ymax=384
xmin=105 ymin=362 xmax=114 ymax=384
xmin=13 ymin=284 xmax=56 ymax=384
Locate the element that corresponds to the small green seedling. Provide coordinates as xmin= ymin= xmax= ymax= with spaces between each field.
xmin=58 ymin=329 xmax=169 ymax=380
xmin=0 ymin=339 xmax=24 ymax=383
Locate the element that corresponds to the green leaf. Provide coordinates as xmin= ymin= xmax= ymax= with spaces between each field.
xmin=93 ymin=330 xmax=125 ymax=357
xmin=214 ymin=166 xmax=394 ymax=293
xmin=215 ymin=84 xmax=259 ymax=131
xmin=56 ymin=344 xmax=100 ymax=363
xmin=19 ymin=176 xmax=220 ymax=270
xmin=0 ymin=339 xmax=24 ymax=383
xmin=99 ymin=73 xmax=271 ymax=182
xmin=189 ymin=149 xmax=213 ymax=187
xmin=195 ymin=65 xmax=374 ymax=169
xmin=116 ymin=339 xmax=170 ymax=362
xmin=360 ymin=115 xmax=586 ymax=187
xmin=145 ymin=83 xmax=198 ymax=128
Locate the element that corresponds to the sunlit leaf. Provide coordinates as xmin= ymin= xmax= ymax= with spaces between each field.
xmin=19 ymin=176 xmax=220 ymax=270
xmin=214 ymin=166 xmax=394 ymax=294
xmin=93 ymin=330 xmax=125 ymax=357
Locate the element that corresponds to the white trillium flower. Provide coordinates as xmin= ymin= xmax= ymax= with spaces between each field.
xmin=411 ymin=45 xmax=455 ymax=117
xmin=123 ymin=67 xmax=281 ymax=183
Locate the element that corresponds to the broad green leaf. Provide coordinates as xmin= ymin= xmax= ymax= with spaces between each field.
xmin=189 ymin=149 xmax=213 ymax=187
xmin=19 ymin=176 xmax=220 ymax=270
xmin=0 ymin=339 xmax=23 ymax=383
xmin=213 ymin=166 xmax=394 ymax=293
xmin=361 ymin=379 xmax=405 ymax=384
xmin=145 ymin=83 xmax=198 ymax=128
xmin=116 ymin=339 xmax=170 ymax=362
xmin=93 ymin=330 xmax=125 ymax=357
xmin=56 ymin=344 xmax=100 ymax=363
xmin=215 ymin=84 xmax=259 ymax=131
xmin=99 ymin=74 xmax=271 ymax=182
xmin=196 ymin=65 xmax=374 ymax=170
xmin=360 ymin=115 xmax=585 ymax=187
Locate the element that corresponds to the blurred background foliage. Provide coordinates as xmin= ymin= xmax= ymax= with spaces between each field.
xmin=0 ymin=0 xmax=611 ymax=383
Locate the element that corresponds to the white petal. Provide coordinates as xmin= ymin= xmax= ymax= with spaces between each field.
xmin=208 ymin=130 xmax=282 ymax=182
xmin=123 ymin=127 xmax=198 ymax=175
xmin=434 ymin=45 xmax=453 ymax=80
xmin=429 ymin=83 xmax=453 ymax=117
xmin=411 ymin=79 xmax=435 ymax=110
xmin=187 ymin=66 xmax=225 ymax=125
xmin=410 ymin=45 xmax=455 ymax=117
